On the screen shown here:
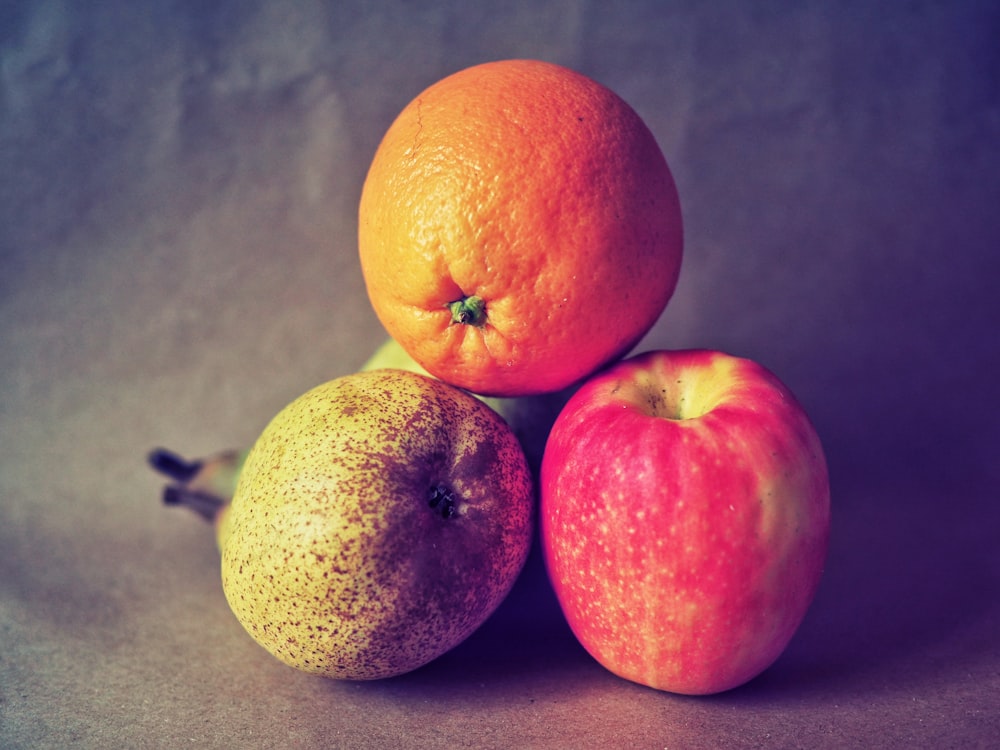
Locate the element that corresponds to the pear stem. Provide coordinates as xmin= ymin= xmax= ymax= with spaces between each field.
xmin=148 ymin=447 xmax=203 ymax=482
xmin=162 ymin=486 xmax=226 ymax=523
xmin=149 ymin=447 xmax=237 ymax=524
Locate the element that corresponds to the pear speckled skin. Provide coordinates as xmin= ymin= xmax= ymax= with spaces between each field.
xmin=221 ymin=368 xmax=534 ymax=680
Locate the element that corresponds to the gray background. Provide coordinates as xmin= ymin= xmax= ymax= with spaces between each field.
xmin=2 ymin=1 xmax=998 ymax=747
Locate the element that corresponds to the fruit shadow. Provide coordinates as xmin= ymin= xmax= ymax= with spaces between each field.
xmin=718 ymin=469 xmax=1000 ymax=704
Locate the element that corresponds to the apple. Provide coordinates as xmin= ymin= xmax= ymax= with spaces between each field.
xmin=540 ymin=349 xmax=830 ymax=695
xmin=221 ymin=368 xmax=534 ymax=680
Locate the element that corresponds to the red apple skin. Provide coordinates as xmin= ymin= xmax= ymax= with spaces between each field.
xmin=540 ymin=349 xmax=830 ymax=695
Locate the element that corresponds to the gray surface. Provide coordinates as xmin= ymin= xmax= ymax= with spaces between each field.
xmin=2 ymin=2 xmax=999 ymax=748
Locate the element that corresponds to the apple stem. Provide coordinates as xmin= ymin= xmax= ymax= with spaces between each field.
xmin=447 ymin=295 xmax=487 ymax=327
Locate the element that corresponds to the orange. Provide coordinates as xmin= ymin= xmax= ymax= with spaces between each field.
xmin=358 ymin=59 xmax=683 ymax=397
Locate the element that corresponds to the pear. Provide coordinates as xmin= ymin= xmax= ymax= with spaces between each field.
xmin=220 ymin=368 xmax=534 ymax=679
xmin=148 ymin=337 xmax=562 ymax=676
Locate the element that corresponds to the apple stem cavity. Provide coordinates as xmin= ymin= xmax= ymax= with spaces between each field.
xmin=428 ymin=484 xmax=460 ymax=519
xmin=447 ymin=295 xmax=487 ymax=327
